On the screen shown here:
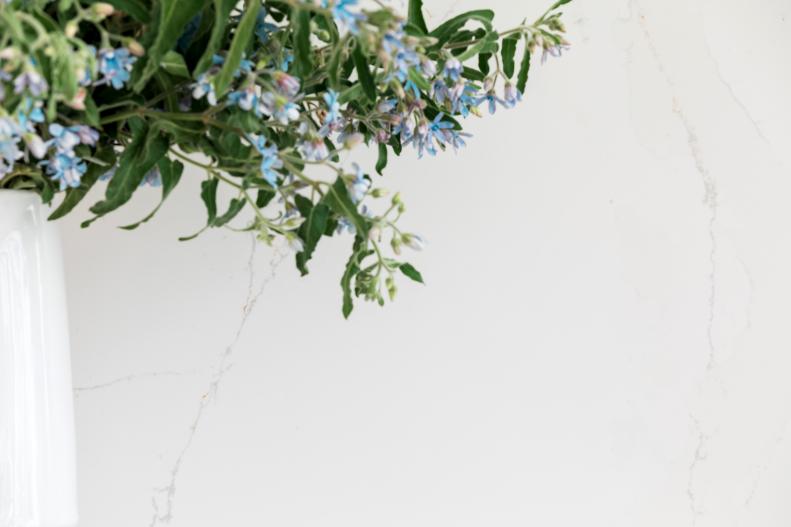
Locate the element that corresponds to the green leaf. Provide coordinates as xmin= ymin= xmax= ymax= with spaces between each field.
xmin=407 ymin=67 xmax=431 ymax=92
xmin=327 ymin=35 xmax=350 ymax=90
xmin=461 ymin=66 xmax=485 ymax=81
xmin=549 ymin=0 xmax=573 ymax=10
xmin=202 ymin=178 xmax=219 ymax=223
xmin=352 ymin=41 xmax=376 ymax=102
xmin=160 ymin=50 xmax=190 ymax=78
xmin=194 ymin=0 xmax=237 ymax=75
xmin=292 ymin=8 xmax=313 ymax=80
xmin=341 ymin=235 xmax=366 ymax=318
xmin=49 ymin=148 xmax=116 ymax=221
xmin=90 ymin=122 xmax=169 ymax=216
xmin=325 ymin=178 xmax=369 ymax=237
xmin=399 ymin=263 xmax=424 ymax=284
xmin=256 ymin=188 xmax=275 ymax=208
xmin=214 ymin=197 xmax=246 ymax=227
xmin=132 ymin=0 xmax=205 ymax=91
xmin=456 ymin=30 xmax=499 ymax=62
xmin=83 ymin=96 xmax=100 ymax=128
xmin=478 ymin=52 xmax=491 ymax=76
xmin=407 ymin=0 xmax=428 ymax=34
xmin=516 ymin=40 xmax=531 ymax=93
xmin=501 ymin=34 xmax=519 ymax=78
xmin=214 ymin=0 xmax=260 ymax=96
xmin=120 ymin=158 xmax=183 ymax=230
xmin=179 ymin=177 xmax=218 ymax=240
xmin=295 ymin=195 xmax=330 ymax=275
xmin=430 ymin=9 xmax=494 ymax=48
xmin=104 ymin=0 xmax=151 ymax=22
xmin=375 ymin=143 xmax=387 ymax=175
xmin=338 ymin=84 xmax=363 ymax=104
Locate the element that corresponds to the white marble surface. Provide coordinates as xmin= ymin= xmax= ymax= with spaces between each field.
xmin=58 ymin=0 xmax=791 ymax=525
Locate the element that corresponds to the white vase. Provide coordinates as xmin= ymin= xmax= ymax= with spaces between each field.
xmin=0 ymin=190 xmax=78 ymax=527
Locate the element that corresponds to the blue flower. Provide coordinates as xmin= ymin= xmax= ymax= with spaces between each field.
xmin=69 ymin=125 xmax=99 ymax=146
xmin=336 ymin=216 xmax=355 ymax=235
xmin=477 ymin=91 xmax=508 ymax=115
xmin=98 ymin=48 xmax=135 ymax=89
xmin=323 ymin=90 xmax=341 ymax=123
xmin=141 ymin=166 xmax=161 ymax=187
xmin=42 ymin=152 xmax=87 ymax=190
xmin=280 ymin=53 xmax=294 ymax=72
xmin=255 ymin=10 xmax=278 ymax=43
xmin=0 ymin=118 xmax=23 ymax=177
xmin=48 ymin=123 xmax=81 ymax=152
xmin=250 ymin=135 xmax=284 ymax=187
xmin=259 ymin=92 xmax=300 ymax=124
xmin=382 ymin=28 xmax=421 ymax=83
xmin=443 ymin=58 xmax=462 ymax=82
xmin=503 ymin=83 xmax=522 ymax=107
xmin=272 ymin=70 xmax=301 ymax=97
xmin=228 ymin=84 xmax=262 ymax=114
xmin=319 ymin=89 xmax=343 ymax=136
xmin=323 ymin=0 xmax=365 ymax=34
xmin=236 ymin=56 xmax=254 ymax=78
xmin=13 ymin=60 xmax=48 ymax=97
xmin=347 ymin=162 xmax=369 ymax=203
xmin=452 ymin=83 xmax=482 ymax=117
xmin=16 ymin=97 xmax=45 ymax=132
xmin=192 ymin=73 xmax=218 ymax=105
xmin=298 ymin=136 xmax=329 ymax=162
xmin=403 ymin=79 xmax=421 ymax=99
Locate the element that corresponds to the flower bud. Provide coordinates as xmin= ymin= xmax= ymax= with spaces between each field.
xmin=386 ymin=276 xmax=397 ymax=301
xmin=343 ymin=132 xmax=364 ymax=150
xmin=483 ymin=76 xmax=495 ymax=92
xmin=285 ymin=233 xmax=304 ymax=253
xmin=24 ymin=134 xmax=47 ymax=159
xmin=0 ymin=47 xmax=19 ymax=61
xmin=391 ymin=192 xmax=402 ymax=206
xmin=127 ymin=40 xmax=145 ymax=57
xmin=368 ymin=224 xmax=382 ymax=241
xmin=65 ymin=21 xmax=78 ymax=38
xmin=92 ymin=3 xmax=115 ymax=17
xmin=390 ymin=236 xmax=402 ymax=255
xmin=402 ymin=233 xmax=425 ymax=251
xmin=371 ymin=188 xmax=388 ymax=198
xmin=66 ymin=87 xmax=87 ymax=110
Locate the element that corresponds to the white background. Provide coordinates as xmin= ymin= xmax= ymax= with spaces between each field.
xmin=59 ymin=0 xmax=791 ymax=525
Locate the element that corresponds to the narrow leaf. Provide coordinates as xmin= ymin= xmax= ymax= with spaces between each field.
xmin=399 ymin=263 xmax=424 ymax=284
xmin=194 ymin=0 xmax=237 ymax=75
xmin=501 ymin=35 xmax=518 ymax=78
xmin=352 ymin=41 xmax=376 ymax=102
xmin=341 ymin=235 xmax=365 ymax=318
xmin=90 ymin=122 xmax=168 ymax=216
xmin=214 ymin=0 xmax=260 ymax=96
xmin=295 ymin=195 xmax=330 ymax=275
xmin=292 ymin=8 xmax=313 ymax=80
xmin=160 ymin=50 xmax=190 ymax=78
xmin=120 ymin=158 xmax=183 ymax=230
xmin=516 ymin=41 xmax=531 ymax=93
xmin=325 ymin=178 xmax=369 ymax=237
xmin=132 ymin=0 xmax=204 ymax=91
xmin=429 ymin=10 xmax=494 ymax=48
xmin=49 ymin=148 xmax=116 ymax=221
xmin=407 ymin=0 xmax=428 ymax=34
xmin=214 ymin=198 xmax=246 ymax=227
xmin=375 ymin=143 xmax=387 ymax=175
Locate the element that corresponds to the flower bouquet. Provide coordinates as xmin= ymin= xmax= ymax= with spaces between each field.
xmin=0 ymin=0 xmax=571 ymax=316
